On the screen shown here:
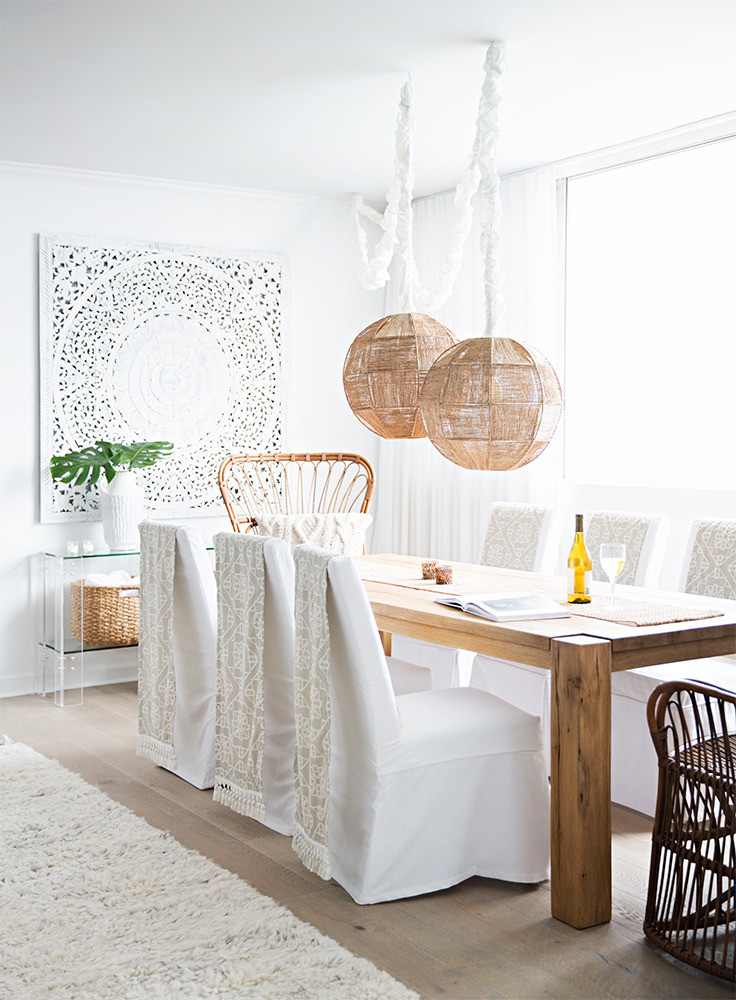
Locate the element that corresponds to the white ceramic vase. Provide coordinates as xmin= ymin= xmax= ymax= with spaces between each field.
xmin=101 ymin=470 xmax=145 ymax=552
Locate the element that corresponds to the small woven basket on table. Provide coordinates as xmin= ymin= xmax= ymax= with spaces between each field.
xmin=70 ymin=579 xmax=140 ymax=647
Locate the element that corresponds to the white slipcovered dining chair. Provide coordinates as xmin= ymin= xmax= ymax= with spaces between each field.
xmin=391 ymin=501 xmax=559 ymax=689
xmin=610 ymin=517 xmax=736 ymax=815
xmin=137 ymin=522 xmax=217 ymax=790
xmin=585 ymin=509 xmax=669 ymax=587
xmin=291 ymin=544 xmax=550 ymax=905
xmin=213 ymin=532 xmax=297 ymax=835
xmin=470 ymin=509 xmax=668 ymax=771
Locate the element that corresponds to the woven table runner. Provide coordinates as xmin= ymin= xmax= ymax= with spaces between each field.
xmin=355 ymin=560 xmax=724 ymax=628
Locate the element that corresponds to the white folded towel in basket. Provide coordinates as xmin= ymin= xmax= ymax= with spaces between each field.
xmin=84 ymin=571 xmax=139 ymax=588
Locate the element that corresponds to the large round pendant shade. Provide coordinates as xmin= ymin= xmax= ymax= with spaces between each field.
xmin=343 ymin=313 xmax=458 ymax=439
xmin=419 ymin=337 xmax=563 ymax=471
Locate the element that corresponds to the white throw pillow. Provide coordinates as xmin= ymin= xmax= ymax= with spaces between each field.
xmin=253 ymin=512 xmax=372 ymax=555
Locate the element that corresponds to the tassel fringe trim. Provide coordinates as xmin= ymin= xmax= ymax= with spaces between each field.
xmin=213 ymin=778 xmax=266 ymax=823
xmin=293 ymin=823 xmax=331 ymax=881
xmin=136 ymin=734 xmax=177 ymax=770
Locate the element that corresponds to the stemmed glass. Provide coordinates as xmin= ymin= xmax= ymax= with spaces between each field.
xmin=600 ymin=543 xmax=626 ymax=605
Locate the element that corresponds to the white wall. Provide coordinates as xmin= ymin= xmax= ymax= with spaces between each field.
xmin=0 ymin=163 xmax=380 ymax=697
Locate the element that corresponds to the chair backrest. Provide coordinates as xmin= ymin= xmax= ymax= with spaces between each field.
xmin=172 ymin=525 xmax=217 ymax=669
xmin=214 ymin=531 xmax=296 ymax=833
xmin=261 ymin=537 xmax=297 ymax=789
xmin=219 ymin=452 xmax=375 ymax=534
xmin=479 ymin=501 xmax=559 ymax=574
xmin=324 ymin=554 xmax=403 ymax=769
xmin=585 ymin=510 xmax=668 ymax=587
xmin=142 ymin=522 xmax=217 ymax=790
xmin=679 ymin=518 xmax=736 ymax=600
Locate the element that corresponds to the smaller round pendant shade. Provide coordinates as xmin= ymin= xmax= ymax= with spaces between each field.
xmin=419 ymin=337 xmax=563 ymax=471
xmin=343 ymin=313 xmax=458 ymax=439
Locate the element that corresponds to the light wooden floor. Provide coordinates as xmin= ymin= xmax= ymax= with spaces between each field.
xmin=1 ymin=682 xmax=732 ymax=1000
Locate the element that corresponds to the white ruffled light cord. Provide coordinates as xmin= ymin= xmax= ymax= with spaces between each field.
xmin=478 ymin=43 xmax=505 ymax=336
xmin=350 ymin=41 xmax=505 ymax=320
xmin=349 ymin=79 xmax=413 ymax=292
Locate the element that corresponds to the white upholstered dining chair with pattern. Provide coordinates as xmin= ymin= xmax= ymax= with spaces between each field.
xmin=610 ymin=517 xmax=736 ymax=815
xmin=470 ymin=508 xmax=669 ymax=771
xmin=137 ymin=522 xmax=218 ymax=790
xmin=391 ymin=501 xmax=559 ymax=689
xmin=290 ymin=545 xmax=550 ymax=904
xmin=213 ymin=531 xmax=298 ymax=835
xmin=586 ymin=509 xmax=669 ymax=588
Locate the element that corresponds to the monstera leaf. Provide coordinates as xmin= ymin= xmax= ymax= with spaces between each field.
xmin=50 ymin=440 xmax=174 ymax=488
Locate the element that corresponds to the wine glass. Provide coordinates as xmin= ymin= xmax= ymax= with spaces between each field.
xmin=600 ymin=543 xmax=626 ymax=604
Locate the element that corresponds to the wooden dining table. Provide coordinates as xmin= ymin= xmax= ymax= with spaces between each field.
xmin=355 ymin=553 xmax=736 ymax=930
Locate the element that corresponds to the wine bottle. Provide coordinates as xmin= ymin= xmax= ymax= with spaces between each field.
xmin=567 ymin=513 xmax=592 ymax=604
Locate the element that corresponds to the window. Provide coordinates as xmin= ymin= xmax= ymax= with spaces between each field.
xmin=563 ymin=136 xmax=736 ymax=490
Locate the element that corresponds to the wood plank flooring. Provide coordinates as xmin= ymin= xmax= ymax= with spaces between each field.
xmin=1 ymin=683 xmax=732 ymax=1000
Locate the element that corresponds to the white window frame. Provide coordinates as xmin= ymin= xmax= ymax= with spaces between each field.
xmin=555 ymin=113 xmax=736 ymax=487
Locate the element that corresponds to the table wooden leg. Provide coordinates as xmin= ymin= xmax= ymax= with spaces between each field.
xmin=550 ymin=635 xmax=612 ymax=928
xmin=379 ymin=630 xmax=392 ymax=656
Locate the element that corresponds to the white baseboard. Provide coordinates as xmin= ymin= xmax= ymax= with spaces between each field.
xmin=1 ymin=647 xmax=138 ymax=699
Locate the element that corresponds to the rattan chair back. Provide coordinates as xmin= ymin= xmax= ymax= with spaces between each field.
xmin=218 ymin=452 xmax=375 ymax=534
xmin=645 ymin=680 xmax=736 ymax=981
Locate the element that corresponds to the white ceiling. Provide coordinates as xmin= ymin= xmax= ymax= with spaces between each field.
xmin=2 ymin=0 xmax=735 ymax=200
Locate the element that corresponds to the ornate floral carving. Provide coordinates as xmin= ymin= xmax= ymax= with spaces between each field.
xmin=40 ymin=235 xmax=286 ymax=521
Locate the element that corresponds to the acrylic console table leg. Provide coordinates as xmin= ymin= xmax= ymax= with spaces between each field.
xmin=550 ymin=635 xmax=612 ymax=928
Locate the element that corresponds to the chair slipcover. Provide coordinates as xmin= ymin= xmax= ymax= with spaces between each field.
xmin=611 ymin=518 xmax=736 ymax=815
xmin=392 ymin=502 xmax=559 ymax=689
xmin=138 ymin=523 xmax=217 ymax=790
xmin=293 ymin=546 xmax=550 ymax=904
xmin=586 ymin=509 xmax=669 ymax=587
xmin=214 ymin=532 xmax=297 ymax=835
xmin=471 ymin=509 xmax=669 ymax=774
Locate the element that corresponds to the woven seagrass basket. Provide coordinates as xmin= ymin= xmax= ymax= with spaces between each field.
xmin=70 ymin=579 xmax=140 ymax=647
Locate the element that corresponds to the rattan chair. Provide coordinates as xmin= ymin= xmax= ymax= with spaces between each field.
xmin=644 ymin=680 xmax=735 ymax=982
xmin=218 ymin=452 xmax=375 ymax=534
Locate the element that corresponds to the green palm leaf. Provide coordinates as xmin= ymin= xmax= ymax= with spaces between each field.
xmin=50 ymin=440 xmax=174 ymax=488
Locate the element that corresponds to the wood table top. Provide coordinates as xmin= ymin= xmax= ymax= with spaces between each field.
xmin=356 ymin=553 xmax=736 ymax=672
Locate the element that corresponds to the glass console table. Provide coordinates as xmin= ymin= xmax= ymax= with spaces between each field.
xmin=35 ymin=548 xmax=141 ymax=707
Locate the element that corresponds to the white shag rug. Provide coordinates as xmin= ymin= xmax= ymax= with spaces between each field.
xmin=0 ymin=741 xmax=418 ymax=1000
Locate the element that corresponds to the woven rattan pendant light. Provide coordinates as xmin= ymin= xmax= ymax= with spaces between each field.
xmin=343 ymin=312 xmax=458 ymax=438
xmin=418 ymin=45 xmax=563 ymax=471
xmin=419 ymin=337 xmax=562 ymax=470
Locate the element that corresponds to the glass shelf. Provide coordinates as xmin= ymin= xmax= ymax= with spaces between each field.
xmin=35 ymin=545 xmax=213 ymax=706
xmin=35 ymin=549 xmax=142 ymax=707
xmin=43 ymin=548 xmax=141 ymax=560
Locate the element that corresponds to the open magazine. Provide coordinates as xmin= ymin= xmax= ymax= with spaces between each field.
xmin=434 ymin=591 xmax=571 ymax=622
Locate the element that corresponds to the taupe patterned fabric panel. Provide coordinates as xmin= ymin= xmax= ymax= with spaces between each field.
xmin=586 ymin=512 xmax=656 ymax=586
xmin=481 ymin=504 xmax=549 ymax=572
xmin=685 ymin=519 xmax=736 ymax=600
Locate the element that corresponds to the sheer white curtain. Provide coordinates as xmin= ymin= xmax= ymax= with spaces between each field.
xmin=370 ymin=167 xmax=562 ymax=561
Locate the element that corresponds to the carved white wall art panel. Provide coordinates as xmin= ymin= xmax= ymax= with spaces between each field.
xmin=40 ymin=234 xmax=287 ymax=522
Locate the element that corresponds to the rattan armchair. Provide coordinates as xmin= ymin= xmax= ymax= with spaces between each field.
xmin=218 ymin=452 xmax=375 ymax=534
xmin=644 ymin=680 xmax=735 ymax=982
